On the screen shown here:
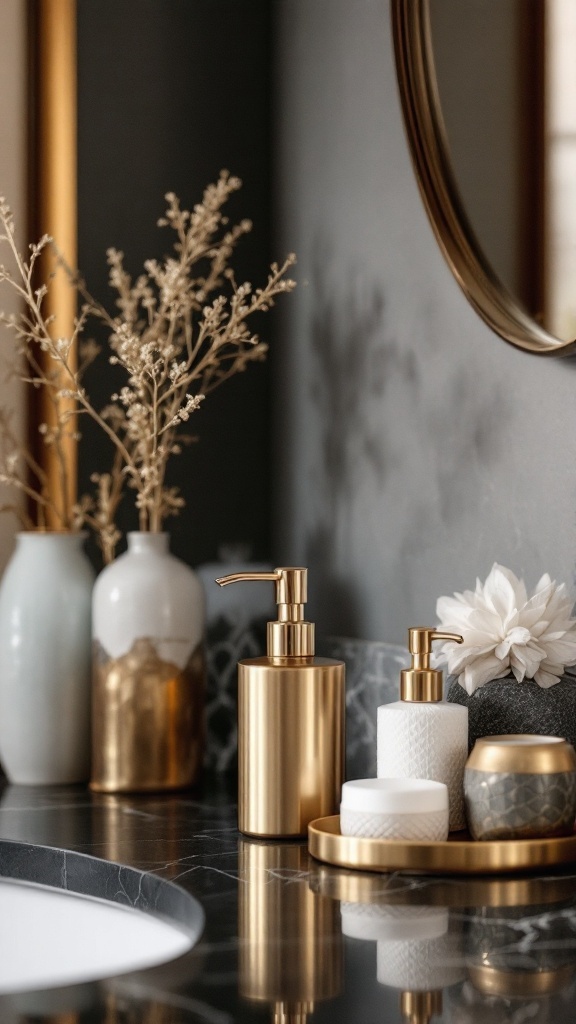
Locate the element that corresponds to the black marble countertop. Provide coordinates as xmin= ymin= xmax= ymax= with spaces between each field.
xmin=2 ymin=780 xmax=576 ymax=1022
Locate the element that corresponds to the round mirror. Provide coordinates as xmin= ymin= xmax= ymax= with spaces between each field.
xmin=391 ymin=0 xmax=576 ymax=355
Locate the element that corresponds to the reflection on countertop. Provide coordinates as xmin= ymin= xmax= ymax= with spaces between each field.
xmin=2 ymin=779 xmax=576 ymax=1021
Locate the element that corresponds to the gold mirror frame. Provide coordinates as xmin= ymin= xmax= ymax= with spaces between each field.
xmin=391 ymin=0 xmax=576 ymax=357
xmin=30 ymin=0 xmax=77 ymax=525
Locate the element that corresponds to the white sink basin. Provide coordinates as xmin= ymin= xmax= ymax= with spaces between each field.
xmin=0 ymin=878 xmax=199 ymax=993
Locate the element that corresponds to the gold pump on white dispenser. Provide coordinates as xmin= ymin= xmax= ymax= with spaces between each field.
xmin=400 ymin=628 xmax=463 ymax=702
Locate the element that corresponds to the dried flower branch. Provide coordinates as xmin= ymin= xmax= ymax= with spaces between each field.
xmin=71 ymin=451 xmax=124 ymax=566
xmin=0 ymin=173 xmax=296 ymax=551
xmin=0 ymin=409 xmax=38 ymax=530
xmin=74 ymin=172 xmax=296 ymax=531
xmin=0 ymin=196 xmax=103 ymax=533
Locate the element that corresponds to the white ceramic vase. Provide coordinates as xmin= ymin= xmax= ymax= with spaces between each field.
xmin=0 ymin=532 xmax=94 ymax=785
xmin=91 ymin=532 xmax=206 ymax=792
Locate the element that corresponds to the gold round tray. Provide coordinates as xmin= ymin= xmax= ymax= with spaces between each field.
xmin=308 ymin=816 xmax=576 ymax=875
xmin=309 ymin=861 xmax=576 ymax=906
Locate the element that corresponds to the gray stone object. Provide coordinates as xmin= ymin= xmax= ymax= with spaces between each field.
xmin=447 ymin=674 xmax=576 ymax=752
xmin=464 ymin=767 xmax=576 ymax=840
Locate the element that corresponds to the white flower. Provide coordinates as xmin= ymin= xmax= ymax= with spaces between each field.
xmin=435 ymin=563 xmax=576 ymax=694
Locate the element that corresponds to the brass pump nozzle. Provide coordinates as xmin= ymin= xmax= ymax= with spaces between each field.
xmin=400 ymin=627 xmax=463 ymax=702
xmin=400 ymin=991 xmax=443 ymax=1024
xmin=216 ymin=568 xmax=314 ymax=658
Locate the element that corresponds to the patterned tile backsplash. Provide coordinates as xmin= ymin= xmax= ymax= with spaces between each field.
xmin=205 ymin=621 xmax=408 ymax=780
xmin=321 ymin=637 xmax=408 ymax=779
xmin=204 ymin=615 xmax=267 ymax=775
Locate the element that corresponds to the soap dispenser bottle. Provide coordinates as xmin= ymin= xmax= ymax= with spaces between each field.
xmin=216 ymin=567 xmax=345 ymax=838
xmin=377 ymin=628 xmax=467 ymax=831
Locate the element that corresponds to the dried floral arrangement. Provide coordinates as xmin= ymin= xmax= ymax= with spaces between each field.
xmin=436 ymin=563 xmax=576 ymax=693
xmin=0 ymin=200 xmax=84 ymax=534
xmin=0 ymin=173 xmax=296 ymax=561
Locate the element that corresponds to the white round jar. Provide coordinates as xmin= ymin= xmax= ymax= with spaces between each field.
xmin=341 ymin=902 xmax=449 ymax=942
xmin=340 ymin=778 xmax=449 ymax=841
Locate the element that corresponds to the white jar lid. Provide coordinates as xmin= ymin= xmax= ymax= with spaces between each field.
xmin=341 ymin=778 xmax=448 ymax=814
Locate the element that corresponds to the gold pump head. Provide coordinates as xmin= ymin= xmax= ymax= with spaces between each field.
xmin=215 ymin=567 xmax=314 ymax=658
xmin=400 ymin=990 xmax=443 ymax=1024
xmin=400 ymin=627 xmax=463 ymax=702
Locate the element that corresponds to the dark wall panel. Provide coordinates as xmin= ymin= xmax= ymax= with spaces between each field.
xmin=77 ymin=0 xmax=272 ymax=568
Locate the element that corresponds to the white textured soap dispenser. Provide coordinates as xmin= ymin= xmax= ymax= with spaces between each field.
xmin=377 ymin=628 xmax=468 ymax=831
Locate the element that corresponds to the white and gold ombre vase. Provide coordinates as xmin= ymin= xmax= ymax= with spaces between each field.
xmin=91 ymin=532 xmax=206 ymax=793
xmin=0 ymin=532 xmax=94 ymax=784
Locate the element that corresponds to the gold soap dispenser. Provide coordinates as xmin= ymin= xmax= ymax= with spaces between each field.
xmin=238 ymin=839 xmax=343 ymax=1022
xmin=216 ymin=567 xmax=345 ymax=837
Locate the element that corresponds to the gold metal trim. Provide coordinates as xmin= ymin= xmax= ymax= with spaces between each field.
xmin=309 ymin=861 xmax=576 ymax=908
xmin=400 ymin=990 xmax=442 ymax=1024
xmin=400 ymin=629 xmax=462 ymax=702
xmin=467 ymin=735 xmax=576 ymax=775
xmin=308 ymin=815 xmax=576 ymax=875
xmin=216 ymin=569 xmax=315 ymax=658
xmin=31 ymin=0 xmax=78 ymax=524
xmin=390 ymin=0 xmax=576 ymax=356
xmin=468 ymin=963 xmax=576 ymax=998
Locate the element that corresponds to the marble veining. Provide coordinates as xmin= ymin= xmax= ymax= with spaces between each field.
xmin=2 ymin=779 xmax=576 ymax=1021
xmin=322 ymin=637 xmax=408 ymax=778
xmin=0 ymin=838 xmax=203 ymax=937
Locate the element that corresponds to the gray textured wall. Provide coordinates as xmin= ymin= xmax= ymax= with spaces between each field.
xmin=272 ymin=0 xmax=576 ymax=644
